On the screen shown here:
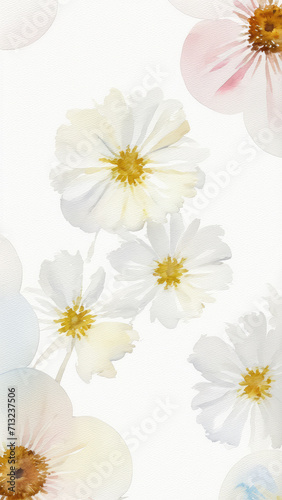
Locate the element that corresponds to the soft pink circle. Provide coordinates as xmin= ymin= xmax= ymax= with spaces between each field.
xmin=0 ymin=0 xmax=58 ymax=50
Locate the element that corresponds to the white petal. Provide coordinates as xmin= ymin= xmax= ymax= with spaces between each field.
xmin=109 ymin=240 xmax=156 ymax=277
xmin=147 ymin=221 xmax=169 ymax=258
xmin=170 ymin=213 xmax=185 ymax=255
xmin=147 ymin=168 xmax=202 ymax=214
xmin=56 ymin=416 xmax=132 ymax=500
xmin=75 ymin=322 xmax=139 ymax=382
xmin=104 ymin=281 xmax=157 ymax=319
xmin=118 ymin=186 xmax=150 ymax=231
xmin=0 ymin=235 xmax=22 ymax=295
xmin=175 ymin=281 xmax=214 ymax=318
xmin=65 ymin=105 xmax=120 ymax=154
xmin=175 ymin=219 xmax=201 ymax=254
xmin=99 ymin=88 xmax=134 ymax=150
xmin=192 ymin=382 xmax=233 ymax=409
xmin=177 ymin=224 xmax=231 ymax=267
xmin=150 ymin=289 xmax=182 ymax=329
xmin=188 ymin=263 xmax=232 ymax=291
xmin=259 ymin=392 xmax=282 ymax=448
xmin=130 ymin=88 xmax=164 ymax=147
xmin=0 ymin=294 xmax=39 ymax=373
xmin=55 ymin=168 xmax=109 ymax=201
xmin=147 ymin=137 xmax=209 ymax=168
xmin=138 ymin=96 xmax=190 ymax=155
xmin=197 ymin=396 xmax=250 ymax=446
xmin=39 ymin=251 xmax=83 ymax=309
xmin=226 ymin=313 xmax=269 ymax=367
xmin=82 ymin=267 xmax=105 ymax=307
xmin=189 ymin=335 xmax=242 ymax=384
xmin=267 ymin=285 xmax=282 ymax=331
xmin=61 ymin=180 xmax=111 ymax=233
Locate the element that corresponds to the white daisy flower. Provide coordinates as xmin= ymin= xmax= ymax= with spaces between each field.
xmin=52 ymin=88 xmax=207 ymax=233
xmin=220 ymin=450 xmax=282 ymax=499
xmin=0 ymin=369 xmax=132 ymax=500
xmin=190 ymin=307 xmax=282 ymax=447
xmin=0 ymin=235 xmax=39 ymax=374
xmin=108 ymin=215 xmax=232 ymax=329
xmin=33 ymin=251 xmax=138 ymax=383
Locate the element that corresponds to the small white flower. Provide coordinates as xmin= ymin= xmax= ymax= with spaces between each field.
xmin=190 ymin=304 xmax=282 ymax=447
xmin=108 ymin=215 xmax=232 ymax=329
xmin=52 ymin=88 xmax=207 ymax=233
xmin=33 ymin=250 xmax=138 ymax=383
xmin=0 ymin=235 xmax=39 ymax=374
xmin=0 ymin=369 xmax=132 ymax=500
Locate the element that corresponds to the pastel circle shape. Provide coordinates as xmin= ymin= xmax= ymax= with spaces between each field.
xmin=0 ymin=0 xmax=58 ymax=50
xmin=220 ymin=451 xmax=282 ymax=499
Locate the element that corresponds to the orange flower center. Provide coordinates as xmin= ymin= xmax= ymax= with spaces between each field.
xmin=100 ymin=146 xmax=152 ymax=186
xmin=239 ymin=366 xmax=273 ymax=402
xmin=248 ymin=4 xmax=282 ymax=53
xmin=0 ymin=446 xmax=49 ymax=498
xmin=153 ymin=256 xmax=188 ymax=289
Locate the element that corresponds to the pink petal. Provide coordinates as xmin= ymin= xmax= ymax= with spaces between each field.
xmin=181 ymin=19 xmax=255 ymax=114
xmin=244 ymin=59 xmax=282 ymax=157
xmin=169 ymin=0 xmax=234 ymax=19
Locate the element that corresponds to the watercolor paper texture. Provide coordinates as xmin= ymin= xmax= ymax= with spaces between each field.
xmin=1 ymin=0 xmax=282 ymax=498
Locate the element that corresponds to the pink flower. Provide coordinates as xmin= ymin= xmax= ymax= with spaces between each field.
xmin=170 ymin=0 xmax=282 ymax=157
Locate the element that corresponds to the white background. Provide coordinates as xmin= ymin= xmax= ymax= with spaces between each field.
xmin=1 ymin=0 xmax=282 ymax=498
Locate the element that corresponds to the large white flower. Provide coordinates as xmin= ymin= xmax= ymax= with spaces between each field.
xmin=171 ymin=0 xmax=282 ymax=157
xmin=0 ymin=368 xmax=132 ymax=499
xmin=108 ymin=215 xmax=232 ymax=329
xmin=220 ymin=450 xmax=282 ymax=499
xmin=0 ymin=235 xmax=39 ymax=373
xmin=33 ymin=251 xmax=138 ymax=383
xmin=190 ymin=306 xmax=282 ymax=447
xmin=52 ymin=88 xmax=207 ymax=233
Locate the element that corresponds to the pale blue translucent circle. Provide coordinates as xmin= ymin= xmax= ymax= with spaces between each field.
xmin=220 ymin=451 xmax=282 ymax=499
xmin=0 ymin=235 xmax=22 ymax=295
xmin=0 ymin=293 xmax=39 ymax=373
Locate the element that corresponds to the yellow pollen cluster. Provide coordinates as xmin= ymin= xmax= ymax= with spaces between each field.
xmin=55 ymin=299 xmax=95 ymax=340
xmin=100 ymin=146 xmax=152 ymax=186
xmin=153 ymin=256 xmax=188 ymax=289
xmin=0 ymin=446 xmax=49 ymax=499
xmin=248 ymin=4 xmax=282 ymax=53
xmin=239 ymin=366 xmax=273 ymax=402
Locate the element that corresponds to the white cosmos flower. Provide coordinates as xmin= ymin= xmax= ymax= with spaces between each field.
xmin=190 ymin=306 xmax=282 ymax=447
xmin=0 ymin=369 xmax=132 ymax=500
xmin=51 ymin=88 xmax=207 ymax=233
xmin=220 ymin=450 xmax=282 ymax=499
xmin=0 ymin=235 xmax=39 ymax=373
xmin=33 ymin=251 xmax=138 ymax=383
xmin=108 ymin=215 xmax=232 ymax=329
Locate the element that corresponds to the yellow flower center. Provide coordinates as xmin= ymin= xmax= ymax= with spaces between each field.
xmin=248 ymin=4 xmax=282 ymax=53
xmin=0 ymin=446 xmax=49 ymax=498
xmin=153 ymin=256 xmax=188 ymax=289
xmin=239 ymin=366 xmax=273 ymax=402
xmin=55 ymin=299 xmax=95 ymax=340
xmin=100 ymin=146 xmax=152 ymax=186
